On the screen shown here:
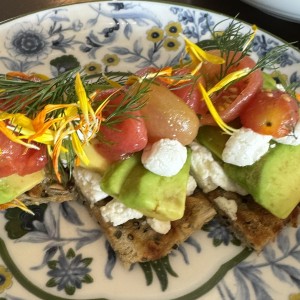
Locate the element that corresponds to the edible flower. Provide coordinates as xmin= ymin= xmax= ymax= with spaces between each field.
xmin=199 ymin=68 xmax=251 ymax=135
xmin=181 ymin=33 xmax=225 ymax=75
xmin=0 ymin=73 xmax=108 ymax=182
xmin=199 ymin=83 xmax=237 ymax=135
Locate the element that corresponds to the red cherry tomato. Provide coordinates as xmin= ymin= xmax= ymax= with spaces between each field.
xmin=200 ymin=51 xmax=263 ymax=125
xmin=93 ymin=89 xmax=148 ymax=161
xmin=170 ymin=65 xmax=208 ymax=115
xmin=0 ymin=132 xmax=47 ymax=178
xmin=240 ymin=90 xmax=299 ymax=138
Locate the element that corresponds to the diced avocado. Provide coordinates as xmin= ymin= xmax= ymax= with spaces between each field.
xmin=118 ymin=150 xmax=191 ymax=221
xmin=0 ymin=170 xmax=45 ymax=204
xmin=197 ymin=125 xmax=229 ymax=159
xmin=100 ymin=153 xmax=141 ymax=197
xmin=198 ymin=125 xmax=300 ymax=219
xmin=80 ymin=142 xmax=110 ymax=174
xmin=224 ymin=143 xmax=300 ymax=219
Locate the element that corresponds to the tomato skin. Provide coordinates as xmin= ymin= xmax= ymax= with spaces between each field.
xmin=240 ymin=90 xmax=299 ymax=138
xmin=93 ymin=89 xmax=148 ymax=161
xmin=170 ymin=66 xmax=208 ymax=115
xmin=137 ymin=82 xmax=200 ymax=145
xmin=199 ymin=51 xmax=263 ymax=125
xmin=0 ymin=132 xmax=48 ymax=178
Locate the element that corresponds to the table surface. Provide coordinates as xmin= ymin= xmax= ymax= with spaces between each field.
xmin=0 ymin=0 xmax=299 ymax=50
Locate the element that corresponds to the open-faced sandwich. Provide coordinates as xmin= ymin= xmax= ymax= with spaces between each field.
xmin=0 ymin=19 xmax=299 ymax=268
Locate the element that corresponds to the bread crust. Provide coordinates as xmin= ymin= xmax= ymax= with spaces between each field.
xmin=83 ymin=192 xmax=216 ymax=267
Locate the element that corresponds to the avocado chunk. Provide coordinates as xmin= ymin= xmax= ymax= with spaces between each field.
xmin=118 ymin=150 xmax=191 ymax=221
xmin=224 ymin=143 xmax=300 ymax=219
xmin=0 ymin=170 xmax=45 ymax=204
xmin=80 ymin=142 xmax=110 ymax=174
xmin=198 ymin=125 xmax=300 ymax=219
xmin=100 ymin=153 xmax=141 ymax=197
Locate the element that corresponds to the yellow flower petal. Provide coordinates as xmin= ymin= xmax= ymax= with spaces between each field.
xmin=75 ymin=73 xmax=89 ymax=124
xmin=181 ymin=34 xmax=225 ymax=65
xmin=207 ymin=68 xmax=250 ymax=96
xmin=71 ymin=132 xmax=89 ymax=166
xmin=199 ymin=83 xmax=237 ymax=135
xmin=0 ymin=198 xmax=34 ymax=214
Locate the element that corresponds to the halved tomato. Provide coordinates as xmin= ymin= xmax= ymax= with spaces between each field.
xmin=93 ymin=88 xmax=148 ymax=161
xmin=0 ymin=132 xmax=48 ymax=178
xmin=199 ymin=51 xmax=263 ymax=125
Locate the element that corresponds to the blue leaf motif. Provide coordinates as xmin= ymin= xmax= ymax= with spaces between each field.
xmin=104 ymin=240 xmax=117 ymax=279
xmin=262 ymin=244 xmax=276 ymax=262
xmin=271 ymin=264 xmax=295 ymax=285
xmin=291 ymin=250 xmax=300 ymax=261
xmin=275 ymin=264 xmax=300 ymax=286
xmin=32 ymin=220 xmax=47 ymax=233
xmin=124 ymin=56 xmax=141 ymax=63
xmin=176 ymin=244 xmax=190 ymax=264
xmin=15 ymin=231 xmax=50 ymax=243
xmin=137 ymin=60 xmax=152 ymax=68
xmin=0 ymin=57 xmax=22 ymax=71
xmin=124 ymin=23 xmax=133 ymax=39
xmin=75 ymin=229 xmax=102 ymax=250
xmin=234 ymin=267 xmax=251 ymax=300
xmin=60 ymin=202 xmax=83 ymax=226
xmin=277 ymin=231 xmax=290 ymax=255
xmin=43 ymin=205 xmax=58 ymax=238
xmin=133 ymin=39 xmax=143 ymax=55
xmin=109 ymin=46 xmax=130 ymax=55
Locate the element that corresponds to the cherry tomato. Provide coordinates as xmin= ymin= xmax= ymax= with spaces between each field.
xmin=136 ymin=82 xmax=200 ymax=145
xmin=93 ymin=89 xmax=148 ymax=161
xmin=240 ymin=90 xmax=299 ymax=138
xmin=170 ymin=65 xmax=208 ymax=115
xmin=0 ymin=132 xmax=48 ymax=178
xmin=200 ymin=51 xmax=263 ymax=125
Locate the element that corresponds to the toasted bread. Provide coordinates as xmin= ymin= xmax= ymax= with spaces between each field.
xmin=80 ymin=192 xmax=216 ymax=267
xmin=206 ymin=188 xmax=299 ymax=251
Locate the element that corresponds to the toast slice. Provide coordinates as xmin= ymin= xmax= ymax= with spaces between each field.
xmin=206 ymin=188 xmax=299 ymax=251
xmin=81 ymin=192 xmax=216 ymax=268
xmin=20 ymin=179 xmax=76 ymax=206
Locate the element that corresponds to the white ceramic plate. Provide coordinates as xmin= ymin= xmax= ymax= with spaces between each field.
xmin=241 ymin=0 xmax=300 ymax=23
xmin=0 ymin=1 xmax=300 ymax=300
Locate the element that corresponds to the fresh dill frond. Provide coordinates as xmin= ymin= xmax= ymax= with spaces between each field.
xmin=0 ymin=68 xmax=80 ymax=116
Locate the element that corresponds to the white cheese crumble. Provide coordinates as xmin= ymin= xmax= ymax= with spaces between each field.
xmin=141 ymin=138 xmax=187 ymax=176
xmin=186 ymin=175 xmax=197 ymax=196
xmin=73 ymin=167 xmax=108 ymax=204
xmin=100 ymin=199 xmax=143 ymax=226
xmin=222 ymin=127 xmax=272 ymax=166
xmin=147 ymin=218 xmax=171 ymax=234
xmin=214 ymin=196 xmax=238 ymax=221
xmin=275 ymin=121 xmax=300 ymax=146
xmin=190 ymin=142 xmax=247 ymax=195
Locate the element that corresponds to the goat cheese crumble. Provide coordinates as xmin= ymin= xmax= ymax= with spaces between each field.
xmin=100 ymin=199 xmax=143 ymax=226
xmin=141 ymin=138 xmax=187 ymax=176
xmin=190 ymin=142 xmax=247 ymax=195
xmin=147 ymin=218 xmax=171 ymax=234
xmin=222 ymin=127 xmax=272 ymax=166
xmin=214 ymin=196 xmax=238 ymax=221
xmin=73 ymin=167 xmax=108 ymax=204
xmin=186 ymin=175 xmax=197 ymax=196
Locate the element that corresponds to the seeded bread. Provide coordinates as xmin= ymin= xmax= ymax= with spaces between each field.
xmin=20 ymin=179 xmax=76 ymax=205
xmin=82 ymin=192 xmax=216 ymax=268
xmin=206 ymin=188 xmax=299 ymax=251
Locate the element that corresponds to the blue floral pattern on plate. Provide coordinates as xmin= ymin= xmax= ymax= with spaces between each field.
xmin=0 ymin=1 xmax=299 ymax=300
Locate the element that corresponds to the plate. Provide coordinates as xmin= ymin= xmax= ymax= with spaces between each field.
xmin=241 ymin=0 xmax=300 ymax=23
xmin=0 ymin=1 xmax=300 ymax=300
